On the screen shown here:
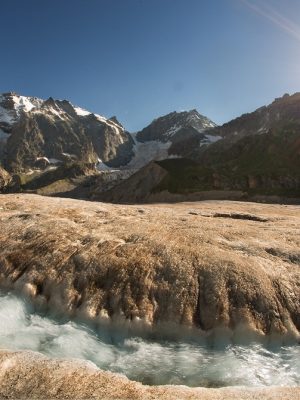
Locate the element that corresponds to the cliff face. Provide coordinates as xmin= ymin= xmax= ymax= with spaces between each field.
xmin=88 ymin=93 xmax=300 ymax=204
xmin=0 ymin=166 xmax=11 ymax=191
xmin=201 ymin=92 xmax=300 ymax=142
xmin=136 ymin=109 xmax=216 ymax=144
xmin=185 ymin=93 xmax=300 ymax=197
xmin=0 ymin=194 xmax=299 ymax=341
xmin=1 ymin=92 xmax=300 ymax=202
xmin=0 ymin=93 xmax=134 ymax=173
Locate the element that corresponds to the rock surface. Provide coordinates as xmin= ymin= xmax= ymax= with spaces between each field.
xmin=0 ymin=350 xmax=299 ymax=400
xmin=0 ymin=194 xmax=299 ymax=341
xmin=96 ymin=161 xmax=168 ymax=203
xmin=0 ymin=167 xmax=11 ymax=191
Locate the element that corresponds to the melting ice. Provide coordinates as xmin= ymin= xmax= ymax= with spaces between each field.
xmin=0 ymin=292 xmax=299 ymax=387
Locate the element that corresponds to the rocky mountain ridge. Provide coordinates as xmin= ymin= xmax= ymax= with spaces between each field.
xmin=98 ymin=93 xmax=300 ymax=203
xmin=0 ymin=92 xmax=215 ymax=174
xmin=0 ymin=92 xmax=134 ymax=173
xmin=204 ymin=92 xmax=300 ymax=141
xmin=0 ymin=91 xmax=299 ymax=202
xmin=136 ymin=109 xmax=218 ymax=147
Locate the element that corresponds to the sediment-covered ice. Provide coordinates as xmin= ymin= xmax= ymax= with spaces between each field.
xmin=0 ymin=291 xmax=299 ymax=387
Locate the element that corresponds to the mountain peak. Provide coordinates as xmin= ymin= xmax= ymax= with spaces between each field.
xmin=108 ymin=116 xmax=123 ymax=129
xmin=272 ymin=92 xmax=300 ymax=106
xmin=136 ymin=109 xmax=216 ymax=143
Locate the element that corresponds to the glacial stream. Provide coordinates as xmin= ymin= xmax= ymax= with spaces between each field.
xmin=0 ymin=291 xmax=299 ymax=387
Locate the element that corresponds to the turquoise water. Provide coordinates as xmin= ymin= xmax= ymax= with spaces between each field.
xmin=0 ymin=292 xmax=299 ymax=387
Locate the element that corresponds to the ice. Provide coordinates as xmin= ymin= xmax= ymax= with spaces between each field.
xmin=0 ymin=291 xmax=299 ymax=387
xmin=200 ymin=134 xmax=222 ymax=146
xmin=124 ymin=136 xmax=172 ymax=170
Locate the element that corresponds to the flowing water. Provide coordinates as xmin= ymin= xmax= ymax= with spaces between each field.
xmin=0 ymin=291 xmax=299 ymax=387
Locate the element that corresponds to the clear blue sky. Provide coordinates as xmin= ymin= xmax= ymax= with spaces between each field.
xmin=1 ymin=0 xmax=300 ymax=131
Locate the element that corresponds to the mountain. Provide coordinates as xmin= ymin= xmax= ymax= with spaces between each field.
xmin=0 ymin=94 xmax=216 ymax=174
xmin=119 ymin=109 xmax=218 ymax=171
xmin=200 ymin=92 xmax=300 ymax=143
xmin=189 ymin=93 xmax=300 ymax=195
xmin=97 ymin=93 xmax=300 ymax=203
xmin=1 ymin=91 xmax=299 ymax=203
xmin=135 ymin=109 xmax=218 ymax=157
xmin=0 ymin=93 xmax=218 ymax=195
xmin=0 ymin=92 xmax=134 ymax=173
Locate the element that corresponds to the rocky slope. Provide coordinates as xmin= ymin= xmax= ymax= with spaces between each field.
xmin=0 ymin=92 xmax=134 ymax=172
xmin=0 ymin=92 xmax=220 ymax=197
xmin=0 ymin=194 xmax=299 ymax=341
xmin=1 ymin=92 xmax=300 ymax=202
xmin=0 ymin=93 xmax=217 ymax=175
xmin=0 ymin=350 xmax=298 ymax=400
xmin=101 ymin=93 xmax=300 ymax=203
xmin=135 ymin=109 xmax=219 ymax=158
xmin=185 ymin=93 xmax=300 ymax=198
xmin=98 ymin=156 xmax=300 ymax=204
xmin=201 ymin=92 xmax=300 ymax=142
xmin=136 ymin=109 xmax=216 ymax=143
xmin=0 ymin=166 xmax=11 ymax=191
xmin=95 ymin=161 xmax=168 ymax=203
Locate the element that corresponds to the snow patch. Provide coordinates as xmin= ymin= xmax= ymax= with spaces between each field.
xmin=165 ymin=124 xmax=181 ymax=138
xmin=36 ymin=157 xmax=50 ymax=164
xmin=36 ymin=156 xmax=62 ymax=164
xmin=124 ymin=137 xmax=172 ymax=170
xmin=62 ymin=152 xmax=76 ymax=159
xmin=187 ymin=113 xmax=217 ymax=130
xmin=74 ymin=107 xmax=91 ymax=117
xmin=48 ymin=107 xmax=63 ymax=118
xmin=167 ymin=153 xmax=182 ymax=159
xmin=0 ymin=94 xmax=43 ymax=126
xmin=48 ymin=158 xmax=62 ymax=164
xmin=257 ymin=126 xmax=268 ymax=134
xmin=12 ymin=95 xmax=42 ymax=114
xmin=74 ymin=105 xmax=124 ymax=140
xmin=200 ymin=134 xmax=222 ymax=147
xmin=96 ymin=158 xmax=113 ymax=172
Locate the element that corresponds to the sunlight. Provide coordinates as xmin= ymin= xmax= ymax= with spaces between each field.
xmin=241 ymin=0 xmax=300 ymax=42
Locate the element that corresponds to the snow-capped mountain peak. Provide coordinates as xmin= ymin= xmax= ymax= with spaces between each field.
xmin=0 ymin=92 xmax=134 ymax=172
xmin=136 ymin=109 xmax=217 ymax=143
xmin=0 ymin=92 xmax=220 ymax=175
xmin=0 ymin=92 xmax=43 ymax=127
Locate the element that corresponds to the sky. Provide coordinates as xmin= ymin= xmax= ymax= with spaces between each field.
xmin=1 ymin=0 xmax=300 ymax=131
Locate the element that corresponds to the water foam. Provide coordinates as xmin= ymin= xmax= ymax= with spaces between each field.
xmin=0 ymin=292 xmax=299 ymax=387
